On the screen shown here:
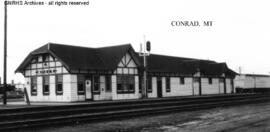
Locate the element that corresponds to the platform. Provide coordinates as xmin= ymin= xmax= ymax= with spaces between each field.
xmin=0 ymin=93 xmax=257 ymax=110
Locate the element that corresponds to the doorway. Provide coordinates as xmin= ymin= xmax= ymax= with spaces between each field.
xmin=85 ymin=79 xmax=92 ymax=100
xmin=157 ymin=77 xmax=163 ymax=98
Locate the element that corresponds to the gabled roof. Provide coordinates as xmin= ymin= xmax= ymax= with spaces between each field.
xmin=141 ymin=54 xmax=196 ymax=74
xmin=97 ymin=44 xmax=140 ymax=70
xmin=16 ymin=43 xmax=140 ymax=73
xmin=16 ymin=43 xmax=237 ymax=77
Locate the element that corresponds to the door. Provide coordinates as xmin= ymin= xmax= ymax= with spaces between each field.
xmin=99 ymin=76 xmax=112 ymax=100
xmin=157 ymin=77 xmax=163 ymax=98
xmin=85 ymin=80 xmax=92 ymax=100
xmin=231 ymin=79 xmax=234 ymax=93
xmin=193 ymin=78 xmax=200 ymax=95
xmin=219 ymin=78 xmax=224 ymax=94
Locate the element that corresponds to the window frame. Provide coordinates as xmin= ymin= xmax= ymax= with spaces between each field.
xmin=208 ymin=77 xmax=213 ymax=85
xmin=43 ymin=76 xmax=50 ymax=95
xmin=77 ymin=75 xmax=85 ymax=95
xmin=55 ymin=75 xmax=63 ymax=95
xmin=166 ymin=77 xmax=171 ymax=92
xmin=117 ymin=75 xmax=135 ymax=94
xmin=30 ymin=77 xmax=37 ymax=96
xmin=180 ymin=77 xmax=185 ymax=85
xmin=93 ymin=75 xmax=100 ymax=94
xmin=105 ymin=75 xmax=111 ymax=92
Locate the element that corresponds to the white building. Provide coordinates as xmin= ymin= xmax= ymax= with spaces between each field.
xmin=234 ymin=74 xmax=270 ymax=93
xmin=16 ymin=43 xmax=237 ymax=102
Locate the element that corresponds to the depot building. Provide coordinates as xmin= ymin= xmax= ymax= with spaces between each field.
xmin=16 ymin=43 xmax=237 ymax=102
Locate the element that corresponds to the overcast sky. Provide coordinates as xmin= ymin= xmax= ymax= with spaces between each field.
xmin=0 ymin=0 xmax=270 ymax=83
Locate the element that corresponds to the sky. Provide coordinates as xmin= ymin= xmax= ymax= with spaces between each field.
xmin=0 ymin=0 xmax=269 ymax=84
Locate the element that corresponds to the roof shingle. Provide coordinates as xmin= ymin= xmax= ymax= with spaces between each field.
xmin=16 ymin=43 xmax=236 ymax=77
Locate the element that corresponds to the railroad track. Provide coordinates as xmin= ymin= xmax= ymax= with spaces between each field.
xmin=0 ymin=94 xmax=269 ymax=131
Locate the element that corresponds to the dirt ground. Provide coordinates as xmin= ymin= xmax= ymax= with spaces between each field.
xmin=24 ymin=102 xmax=270 ymax=132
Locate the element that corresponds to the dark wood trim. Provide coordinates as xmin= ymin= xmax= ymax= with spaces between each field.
xmin=117 ymin=90 xmax=135 ymax=94
xmin=120 ymin=60 xmax=125 ymax=66
xmin=224 ymin=77 xmax=227 ymax=94
xmin=31 ymin=92 xmax=37 ymax=96
xmin=25 ymin=65 xmax=64 ymax=70
xmin=55 ymin=91 xmax=63 ymax=95
xmin=93 ymin=91 xmax=101 ymax=95
xmin=117 ymin=66 xmax=137 ymax=68
xmin=126 ymin=57 xmax=132 ymax=67
xmin=231 ymin=78 xmax=234 ymax=93
xmin=25 ymin=73 xmax=70 ymax=77
xmin=199 ymin=77 xmax=202 ymax=95
xmin=77 ymin=91 xmax=85 ymax=95
xmin=124 ymin=54 xmax=126 ymax=66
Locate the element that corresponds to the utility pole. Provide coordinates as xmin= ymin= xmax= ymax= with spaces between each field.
xmin=238 ymin=66 xmax=242 ymax=74
xmin=139 ymin=36 xmax=151 ymax=98
xmin=3 ymin=1 xmax=7 ymax=105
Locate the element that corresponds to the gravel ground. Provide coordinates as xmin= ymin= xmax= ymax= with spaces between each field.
xmin=23 ymin=102 xmax=270 ymax=132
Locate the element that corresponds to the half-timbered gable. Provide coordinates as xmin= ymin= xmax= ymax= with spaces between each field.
xmin=23 ymin=54 xmax=69 ymax=77
xmin=115 ymin=53 xmax=138 ymax=75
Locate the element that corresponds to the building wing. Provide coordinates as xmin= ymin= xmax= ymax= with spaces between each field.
xmin=15 ymin=43 xmax=141 ymax=74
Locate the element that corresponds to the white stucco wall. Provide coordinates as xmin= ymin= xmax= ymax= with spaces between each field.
xmin=162 ymin=77 xmax=194 ymax=97
xmin=225 ymin=78 xmax=233 ymax=94
xmin=201 ymin=78 xmax=219 ymax=95
xmin=147 ymin=77 xmax=157 ymax=98
xmin=235 ymin=75 xmax=270 ymax=89
xmin=25 ymin=74 xmax=78 ymax=102
xmin=112 ymin=75 xmax=140 ymax=100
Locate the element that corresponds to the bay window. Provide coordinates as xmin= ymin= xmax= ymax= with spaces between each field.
xmin=117 ymin=75 xmax=135 ymax=93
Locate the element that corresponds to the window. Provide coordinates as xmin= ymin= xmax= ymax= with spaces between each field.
xmin=166 ymin=77 xmax=170 ymax=92
xmin=105 ymin=75 xmax=111 ymax=92
xmin=208 ymin=77 xmax=212 ymax=84
xmin=56 ymin=75 xmax=63 ymax=95
xmin=43 ymin=76 xmax=50 ymax=95
xmin=93 ymin=76 xmax=100 ymax=93
xmin=31 ymin=77 xmax=37 ymax=95
xmin=117 ymin=75 xmax=135 ymax=93
xmin=77 ymin=75 xmax=85 ymax=95
xmin=147 ymin=76 xmax=152 ymax=92
xmin=180 ymin=77 xmax=185 ymax=85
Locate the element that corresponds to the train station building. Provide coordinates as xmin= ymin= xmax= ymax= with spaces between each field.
xmin=16 ymin=43 xmax=237 ymax=102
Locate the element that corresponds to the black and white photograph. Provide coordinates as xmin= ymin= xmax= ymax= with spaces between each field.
xmin=0 ymin=0 xmax=270 ymax=131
